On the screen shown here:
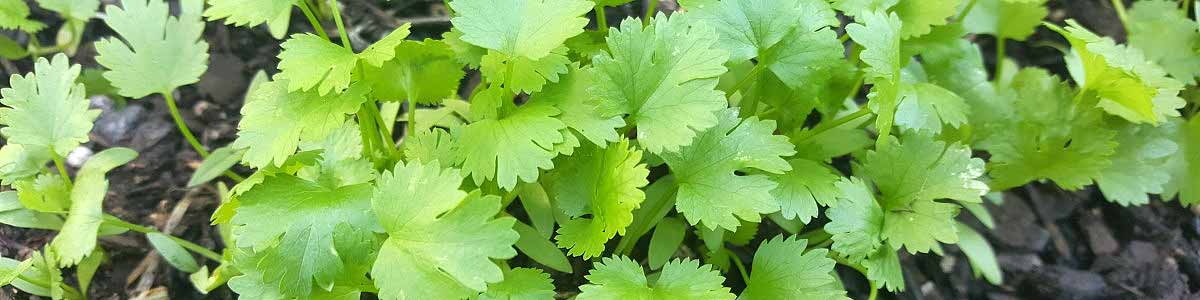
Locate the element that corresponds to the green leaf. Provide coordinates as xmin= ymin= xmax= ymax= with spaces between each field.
xmin=0 ymin=254 xmax=35 ymax=286
xmin=862 ymin=248 xmax=904 ymax=292
xmin=1166 ymin=117 xmax=1200 ymax=204
xmin=450 ymin=0 xmax=591 ymax=93
xmin=535 ymin=65 xmax=625 ymax=147
xmin=371 ymin=161 xmax=518 ymax=299
xmin=96 ymin=0 xmax=208 ymax=98
xmin=860 ymin=134 xmax=988 ymax=207
xmin=363 ymin=38 xmax=464 ymax=105
xmin=51 ymin=147 xmax=137 ymax=266
xmin=1 ymin=251 xmax=63 ymax=297
xmin=892 ymin=0 xmax=962 ymax=38
xmin=455 ymin=94 xmax=565 ymax=190
xmin=592 ymin=14 xmax=729 ymax=154
xmin=478 ymin=268 xmax=556 ymax=300
xmin=1129 ymin=0 xmax=1200 ymax=85
xmin=357 ymin=24 xmax=413 ymax=67
xmin=188 ymin=146 xmax=246 ymax=187
xmin=955 ymin=223 xmax=1002 ymax=284
xmin=75 ymin=248 xmax=104 ymax=296
xmin=203 ymin=0 xmax=294 ymax=29
xmin=769 ymin=159 xmax=842 ymax=224
xmin=1048 ymin=20 xmax=1186 ymax=124
xmin=231 ymin=173 xmax=377 ymax=297
xmin=690 ymin=0 xmax=843 ymax=89
xmin=0 ymin=35 xmax=28 ymax=60
xmin=647 ymin=217 xmax=687 ymax=270
xmin=982 ymin=69 xmax=1118 ymax=190
xmin=231 ymin=79 xmax=369 ymax=168
xmin=147 ymin=232 xmax=200 ymax=273
xmin=1096 ymin=122 xmax=1178 ymax=206
xmin=824 ymin=177 xmax=885 ymax=259
xmin=513 ymin=221 xmax=573 ymax=273
xmin=577 ymin=256 xmax=735 ymax=300
xmin=893 ymin=82 xmax=969 ymax=134
xmin=616 ymin=176 xmax=678 ymax=255
xmin=546 ymin=139 xmax=648 ymax=258
xmin=517 ymin=182 xmax=557 ymax=238
xmin=848 ymin=11 xmax=903 ymax=81
xmin=830 ymin=0 xmax=897 ymax=16
xmin=0 ymin=190 xmax=64 ymax=230
xmin=961 ymin=0 xmax=1048 ymax=41
xmin=35 ymin=0 xmax=99 ymax=21
xmin=275 ymin=34 xmax=358 ymax=96
xmin=740 ymin=235 xmax=846 ymax=300
xmin=0 ymin=54 xmax=97 ymax=157
xmin=662 ymin=109 xmax=795 ymax=231
xmin=0 ymin=0 xmax=46 ymax=32
xmin=403 ymin=128 xmax=459 ymax=165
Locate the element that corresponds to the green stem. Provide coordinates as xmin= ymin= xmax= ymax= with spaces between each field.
xmin=993 ymin=38 xmax=1007 ymax=80
xmin=356 ymin=106 xmax=381 ymax=165
xmin=296 ymin=1 xmax=330 ymax=40
xmin=1184 ymin=0 xmax=1192 ymax=14
xmin=444 ymin=0 xmax=454 ymax=15
xmin=328 ymin=0 xmax=351 ymax=49
xmin=839 ymin=33 xmax=850 ymax=43
xmin=794 ymin=106 xmax=873 ymax=143
xmin=1111 ymin=0 xmax=1131 ymax=34
xmin=406 ymin=100 xmax=418 ymax=138
xmin=163 ymin=92 xmax=209 ymax=157
xmin=50 ymin=149 xmax=72 ymax=186
xmin=732 ymin=64 xmax=767 ymax=116
xmin=725 ymin=249 xmax=751 ymax=284
xmin=595 ymin=5 xmax=608 ymax=33
xmin=868 ymin=282 xmax=880 ymax=300
xmin=956 ymin=0 xmax=979 ymax=21
xmin=366 ymin=103 xmax=400 ymax=160
xmin=101 ymin=215 xmax=223 ymax=261
xmin=644 ymin=0 xmax=659 ymax=23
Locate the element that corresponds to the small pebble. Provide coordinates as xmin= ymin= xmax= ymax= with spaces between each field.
xmin=66 ymin=146 xmax=93 ymax=167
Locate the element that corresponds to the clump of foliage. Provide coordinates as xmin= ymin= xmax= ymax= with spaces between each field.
xmin=1 ymin=0 xmax=1199 ymax=299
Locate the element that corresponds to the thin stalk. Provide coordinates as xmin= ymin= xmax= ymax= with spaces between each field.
xmin=50 ymin=150 xmax=72 ymax=186
xmin=726 ymin=249 xmax=752 ymax=284
xmin=1111 ymin=0 xmax=1131 ymax=34
xmin=297 ymin=1 xmax=330 ymax=40
xmin=15 ymin=274 xmax=81 ymax=297
xmin=839 ymin=33 xmax=850 ymax=43
xmin=868 ymin=282 xmax=880 ymax=300
xmin=163 ymin=92 xmax=209 ymax=157
xmin=356 ymin=107 xmax=381 ymax=165
xmin=328 ymin=0 xmax=352 ymax=49
xmin=366 ymin=103 xmax=400 ymax=160
xmin=957 ymin=0 xmax=979 ymax=21
xmin=732 ymin=64 xmax=767 ymax=116
xmin=1184 ymin=0 xmax=1192 ymax=14
xmin=993 ymin=38 xmax=1007 ymax=80
xmin=101 ymin=214 xmax=222 ymax=261
xmin=407 ymin=99 xmax=418 ymax=138
xmin=794 ymin=106 xmax=873 ymax=143
xmin=595 ymin=5 xmax=608 ymax=33
xmin=443 ymin=0 xmax=454 ymax=15
xmin=643 ymin=0 xmax=659 ymax=23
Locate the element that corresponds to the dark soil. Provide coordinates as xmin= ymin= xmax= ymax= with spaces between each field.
xmin=1 ymin=0 xmax=1196 ymax=299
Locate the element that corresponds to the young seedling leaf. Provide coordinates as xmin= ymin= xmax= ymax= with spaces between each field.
xmin=577 ymin=256 xmax=735 ymax=300
xmin=96 ymin=0 xmax=208 ymax=98
xmin=0 ymin=54 xmax=97 ymax=158
xmin=51 ymin=147 xmax=137 ymax=266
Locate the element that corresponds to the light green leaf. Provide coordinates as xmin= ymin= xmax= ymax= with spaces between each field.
xmin=862 ymin=248 xmax=904 ymax=292
xmin=592 ymin=14 xmax=729 ymax=154
xmin=1096 ymin=122 xmax=1178 ymax=206
xmin=848 ymin=11 xmax=903 ymax=81
xmin=860 ymin=134 xmax=988 ymax=207
xmin=203 ymin=0 xmax=294 ymax=29
xmin=830 ymin=0 xmax=897 ymax=16
xmin=96 ymin=0 xmax=208 ymax=98
xmin=371 ymin=161 xmax=518 ymax=299
xmin=740 ymin=235 xmax=847 ymax=300
xmin=0 ymin=190 xmax=64 ymax=230
xmin=455 ymin=95 xmax=565 ymax=190
xmin=577 ymin=256 xmax=736 ymax=300
xmin=547 ymin=139 xmax=648 ymax=258
xmin=231 ymin=173 xmax=377 ymax=297
xmin=825 ymin=177 xmax=884 ymax=260
xmin=363 ymin=38 xmax=464 ymax=105
xmin=478 ymin=268 xmax=556 ymax=300
xmin=1166 ymin=117 xmax=1200 ymax=204
xmin=513 ymin=221 xmax=573 ymax=273
xmin=662 ymin=109 xmax=795 ymax=231
xmin=275 ymin=34 xmax=358 ymax=96
xmin=51 ymin=147 xmax=137 ymax=266
xmin=35 ymin=0 xmax=99 ymax=21
xmin=1129 ymin=0 xmax=1200 ymax=85
xmin=892 ymin=0 xmax=962 ymax=38
xmin=893 ymin=82 xmax=969 ymax=133
xmin=231 ymin=79 xmax=369 ymax=168
xmin=0 ymin=54 xmax=97 ymax=157
xmin=534 ymin=65 xmax=624 ymax=147
xmin=769 ymin=159 xmax=842 ymax=224
xmin=1048 ymin=20 xmax=1186 ymax=124
xmin=0 ymin=0 xmax=46 ymax=32
xmin=961 ymin=0 xmax=1048 ymax=41
xmin=450 ymin=0 xmax=591 ymax=93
